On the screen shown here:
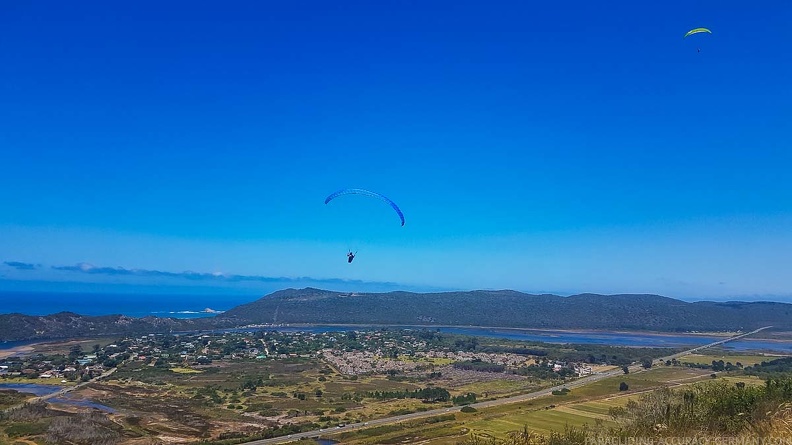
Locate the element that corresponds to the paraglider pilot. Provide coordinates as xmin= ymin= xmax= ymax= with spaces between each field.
xmin=347 ymin=251 xmax=355 ymax=263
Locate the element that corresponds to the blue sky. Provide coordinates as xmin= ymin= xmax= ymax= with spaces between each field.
xmin=1 ymin=1 xmax=791 ymax=302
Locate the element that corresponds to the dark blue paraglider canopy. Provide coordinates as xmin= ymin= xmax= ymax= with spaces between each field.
xmin=324 ymin=188 xmax=405 ymax=226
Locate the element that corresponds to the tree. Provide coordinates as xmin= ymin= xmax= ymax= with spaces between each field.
xmin=68 ymin=345 xmax=83 ymax=361
xmin=622 ymin=366 xmax=629 ymax=374
xmin=315 ymin=389 xmax=323 ymax=398
xmin=453 ymin=393 xmax=477 ymax=405
xmin=641 ymin=358 xmax=653 ymax=369
xmin=619 ymin=382 xmax=629 ymax=391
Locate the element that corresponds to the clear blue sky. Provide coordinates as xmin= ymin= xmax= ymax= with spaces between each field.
xmin=1 ymin=1 xmax=791 ymax=301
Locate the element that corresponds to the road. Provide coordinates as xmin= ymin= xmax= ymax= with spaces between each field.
xmin=238 ymin=325 xmax=773 ymax=445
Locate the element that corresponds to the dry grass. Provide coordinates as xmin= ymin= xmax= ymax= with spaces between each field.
xmin=168 ymin=368 xmax=203 ymax=374
xmin=681 ymin=353 xmax=785 ymax=367
xmin=746 ymin=402 xmax=792 ymax=437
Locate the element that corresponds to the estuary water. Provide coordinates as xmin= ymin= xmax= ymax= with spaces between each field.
xmin=0 ymin=383 xmax=116 ymax=412
xmin=216 ymin=325 xmax=792 ymax=353
xmin=2 ymin=325 xmax=790 ymax=354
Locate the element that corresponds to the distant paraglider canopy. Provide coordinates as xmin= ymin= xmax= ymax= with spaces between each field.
xmin=684 ymin=27 xmax=712 ymax=38
xmin=324 ymin=188 xmax=405 ymax=226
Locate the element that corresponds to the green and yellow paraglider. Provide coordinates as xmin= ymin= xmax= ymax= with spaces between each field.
xmin=684 ymin=27 xmax=711 ymax=52
xmin=684 ymin=27 xmax=712 ymax=38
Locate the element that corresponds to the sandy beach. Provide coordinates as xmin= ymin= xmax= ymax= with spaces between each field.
xmin=0 ymin=345 xmax=35 ymax=360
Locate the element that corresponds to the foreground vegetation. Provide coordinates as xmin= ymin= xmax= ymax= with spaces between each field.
xmin=457 ymin=376 xmax=792 ymax=444
xmin=321 ymin=353 xmax=792 ymax=445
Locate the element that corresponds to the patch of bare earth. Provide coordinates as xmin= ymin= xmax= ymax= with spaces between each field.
xmin=78 ymin=382 xmax=214 ymax=440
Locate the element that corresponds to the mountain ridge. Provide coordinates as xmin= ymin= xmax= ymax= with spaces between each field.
xmin=1 ymin=288 xmax=790 ymax=341
xmin=220 ymin=288 xmax=791 ymax=331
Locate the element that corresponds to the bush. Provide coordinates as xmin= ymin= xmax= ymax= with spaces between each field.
xmin=619 ymin=382 xmax=629 ymax=391
xmin=6 ymin=421 xmax=48 ymax=438
xmin=452 ymin=393 xmax=477 ymax=405
xmin=45 ymin=412 xmax=121 ymax=445
xmin=609 ymin=377 xmax=792 ymax=436
xmin=460 ymin=406 xmax=477 ymax=413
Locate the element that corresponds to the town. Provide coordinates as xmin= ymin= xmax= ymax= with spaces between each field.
xmin=1 ymin=328 xmax=640 ymax=385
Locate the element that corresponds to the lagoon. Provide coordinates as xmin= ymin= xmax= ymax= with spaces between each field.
xmin=0 ymin=383 xmax=115 ymax=412
xmin=49 ymin=396 xmax=116 ymax=413
xmin=217 ymin=325 xmax=792 ymax=353
xmin=2 ymin=325 xmax=789 ymax=354
xmin=0 ymin=382 xmax=61 ymax=396
xmin=209 ymin=325 xmax=792 ymax=354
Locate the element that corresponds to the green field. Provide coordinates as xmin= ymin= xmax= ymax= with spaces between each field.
xmin=325 ymin=365 xmax=732 ymax=444
xmin=461 ymin=367 xmax=770 ymax=442
xmin=457 ymin=379 xmax=544 ymax=398
xmin=465 ymin=405 xmax=607 ymax=436
xmin=680 ymin=353 xmax=786 ymax=367
xmin=314 ymin=359 xmax=777 ymax=445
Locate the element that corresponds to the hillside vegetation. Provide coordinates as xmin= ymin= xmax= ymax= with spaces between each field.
xmin=459 ymin=377 xmax=792 ymax=444
xmin=221 ymin=288 xmax=792 ymax=331
xmin=3 ymin=287 xmax=791 ymax=341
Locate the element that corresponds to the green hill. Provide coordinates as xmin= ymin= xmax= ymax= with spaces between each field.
xmin=220 ymin=287 xmax=792 ymax=331
xmin=2 ymin=288 xmax=789 ymax=341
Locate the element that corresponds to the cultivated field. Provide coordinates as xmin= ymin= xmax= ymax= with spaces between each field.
xmin=323 ymin=363 xmax=772 ymax=444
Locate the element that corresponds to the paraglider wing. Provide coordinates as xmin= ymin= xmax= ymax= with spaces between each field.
xmin=324 ymin=188 xmax=405 ymax=226
xmin=684 ymin=27 xmax=712 ymax=38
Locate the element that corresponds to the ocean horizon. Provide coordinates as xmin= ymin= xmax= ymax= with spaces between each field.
xmin=0 ymin=291 xmax=258 ymax=318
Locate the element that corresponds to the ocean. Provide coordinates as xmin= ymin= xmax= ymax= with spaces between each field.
xmin=0 ymin=291 xmax=258 ymax=318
